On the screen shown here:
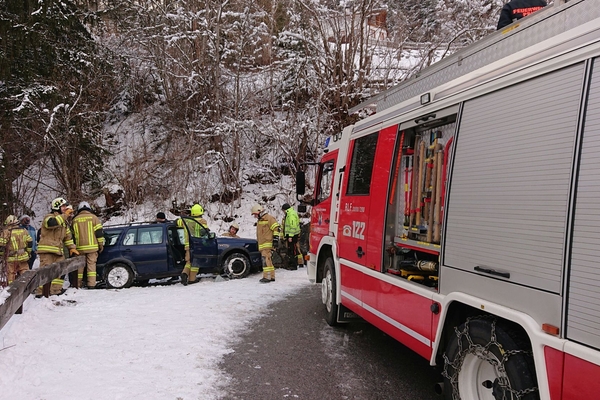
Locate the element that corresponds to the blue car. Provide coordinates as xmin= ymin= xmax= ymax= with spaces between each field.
xmin=97 ymin=217 xmax=262 ymax=289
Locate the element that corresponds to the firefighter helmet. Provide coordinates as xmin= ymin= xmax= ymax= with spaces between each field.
xmin=4 ymin=215 xmax=18 ymax=226
xmin=281 ymin=203 xmax=291 ymax=211
xmin=190 ymin=204 xmax=204 ymax=217
xmin=78 ymin=201 xmax=91 ymax=211
xmin=51 ymin=197 xmax=68 ymax=211
xmin=251 ymin=204 xmax=264 ymax=215
xmin=230 ymin=222 xmax=240 ymax=231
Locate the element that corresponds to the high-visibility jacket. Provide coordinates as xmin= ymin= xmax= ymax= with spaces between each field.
xmin=282 ymin=208 xmax=301 ymax=238
xmin=256 ymin=213 xmax=280 ymax=251
xmin=72 ymin=210 xmax=105 ymax=253
xmin=0 ymin=226 xmax=32 ymax=262
xmin=177 ymin=217 xmax=209 ymax=250
xmin=37 ymin=212 xmax=76 ymax=255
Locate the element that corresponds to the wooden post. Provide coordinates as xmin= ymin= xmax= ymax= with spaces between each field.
xmin=69 ymin=270 xmax=79 ymax=289
xmin=42 ymin=282 xmax=51 ymax=298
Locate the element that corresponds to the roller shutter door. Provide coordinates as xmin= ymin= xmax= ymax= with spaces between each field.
xmin=444 ymin=63 xmax=585 ymax=293
xmin=568 ymin=58 xmax=600 ymax=348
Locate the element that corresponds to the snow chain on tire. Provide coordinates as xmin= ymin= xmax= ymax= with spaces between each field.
xmin=442 ymin=316 xmax=539 ymax=400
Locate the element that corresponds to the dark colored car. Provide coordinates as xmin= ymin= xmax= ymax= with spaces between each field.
xmin=97 ymin=217 xmax=262 ymax=289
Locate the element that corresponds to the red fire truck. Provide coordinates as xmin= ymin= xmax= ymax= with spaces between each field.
xmin=296 ymin=1 xmax=600 ymax=399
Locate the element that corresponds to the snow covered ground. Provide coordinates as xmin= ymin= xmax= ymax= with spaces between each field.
xmin=0 ymin=268 xmax=312 ymax=400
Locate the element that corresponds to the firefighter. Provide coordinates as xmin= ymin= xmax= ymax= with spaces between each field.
xmin=36 ymin=197 xmax=79 ymax=296
xmin=281 ymin=203 xmax=304 ymax=270
xmin=497 ymin=0 xmax=547 ymax=30
xmin=222 ymin=222 xmax=240 ymax=238
xmin=155 ymin=212 xmax=167 ymax=223
xmin=251 ymin=204 xmax=280 ymax=283
xmin=177 ymin=203 xmax=209 ymax=285
xmin=71 ymin=201 xmax=105 ymax=289
xmin=0 ymin=215 xmax=32 ymax=285
xmin=18 ymin=215 xmax=37 ymax=269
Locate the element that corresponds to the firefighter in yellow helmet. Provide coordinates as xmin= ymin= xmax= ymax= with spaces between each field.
xmin=71 ymin=201 xmax=105 ymax=288
xmin=36 ymin=197 xmax=79 ymax=296
xmin=177 ymin=203 xmax=209 ymax=285
xmin=0 ymin=215 xmax=32 ymax=285
xmin=251 ymin=204 xmax=280 ymax=283
xmin=221 ymin=222 xmax=240 ymax=238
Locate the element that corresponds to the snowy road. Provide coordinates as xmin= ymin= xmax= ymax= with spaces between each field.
xmin=220 ymin=283 xmax=440 ymax=400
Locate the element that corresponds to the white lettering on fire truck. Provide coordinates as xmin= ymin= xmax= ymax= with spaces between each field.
xmin=342 ymin=221 xmax=365 ymax=240
xmin=344 ymin=202 xmax=365 ymax=213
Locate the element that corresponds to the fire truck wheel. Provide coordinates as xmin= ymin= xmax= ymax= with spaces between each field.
xmin=443 ymin=318 xmax=538 ymax=400
xmin=105 ymin=263 xmax=134 ymax=289
xmin=222 ymin=252 xmax=251 ymax=279
xmin=322 ymin=257 xmax=338 ymax=326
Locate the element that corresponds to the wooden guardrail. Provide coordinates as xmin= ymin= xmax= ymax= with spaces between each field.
xmin=0 ymin=256 xmax=85 ymax=332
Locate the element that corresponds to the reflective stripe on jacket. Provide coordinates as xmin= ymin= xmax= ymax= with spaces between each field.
xmin=256 ymin=213 xmax=279 ymax=250
xmin=37 ymin=212 xmax=75 ymax=255
xmin=0 ymin=227 xmax=32 ymax=262
xmin=282 ymin=208 xmax=301 ymax=237
xmin=72 ymin=210 xmax=105 ymax=253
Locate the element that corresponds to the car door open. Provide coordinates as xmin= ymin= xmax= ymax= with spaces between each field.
xmin=180 ymin=217 xmax=219 ymax=274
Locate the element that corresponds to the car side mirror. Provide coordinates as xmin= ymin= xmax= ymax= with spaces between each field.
xmin=208 ymin=231 xmax=216 ymax=240
xmin=296 ymin=170 xmax=306 ymax=195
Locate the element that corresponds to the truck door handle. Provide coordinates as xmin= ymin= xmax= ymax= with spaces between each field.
xmin=474 ymin=266 xmax=510 ymax=279
xmin=325 ymin=219 xmax=330 ymax=223
xmin=356 ymin=247 xmax=365 ymax=258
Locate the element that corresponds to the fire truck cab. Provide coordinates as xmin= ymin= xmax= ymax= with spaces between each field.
xmin=297 ymin=1 xmax=600 ymax=399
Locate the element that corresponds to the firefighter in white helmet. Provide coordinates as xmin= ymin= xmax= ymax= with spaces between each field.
xmin=35 ymin=197 xmax=79 ymax=296
xmin=71 ymin=201 xmax=105 ymax=288
xmin=251 ymin=204 xmax=280 ymax=283
xmin=0 ymin=215 xmax=32 ymax=285
xmin=177 ymin=203 xmax=209 ymax=285
xmin=221 ymin=222 xmax=240 ymax=238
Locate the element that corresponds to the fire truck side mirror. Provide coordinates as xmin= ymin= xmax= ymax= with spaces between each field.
xmin=296 ymin=171 xmax=306 ymax=195
xmin=297 ymin=204 xmax=307 ymax=213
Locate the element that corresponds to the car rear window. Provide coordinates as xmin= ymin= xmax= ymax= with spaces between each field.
xmin=122 ymin=226 xmax=164 ymax=245
xmin=105 ymin=230 xmax=123 ymax=246
xmin=138 ymin=227 xmax=164 ymax=244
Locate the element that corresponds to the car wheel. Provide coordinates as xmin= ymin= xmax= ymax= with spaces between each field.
xmin=443 ymin=318 xmax=538 ymax=400
xmin=105 ymin=263 xmax=134 ymax=289
xmin=222 ymin=253 xmax=251 ymax=279
xmin=322 ymin=257 xmax=338 ymax=326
